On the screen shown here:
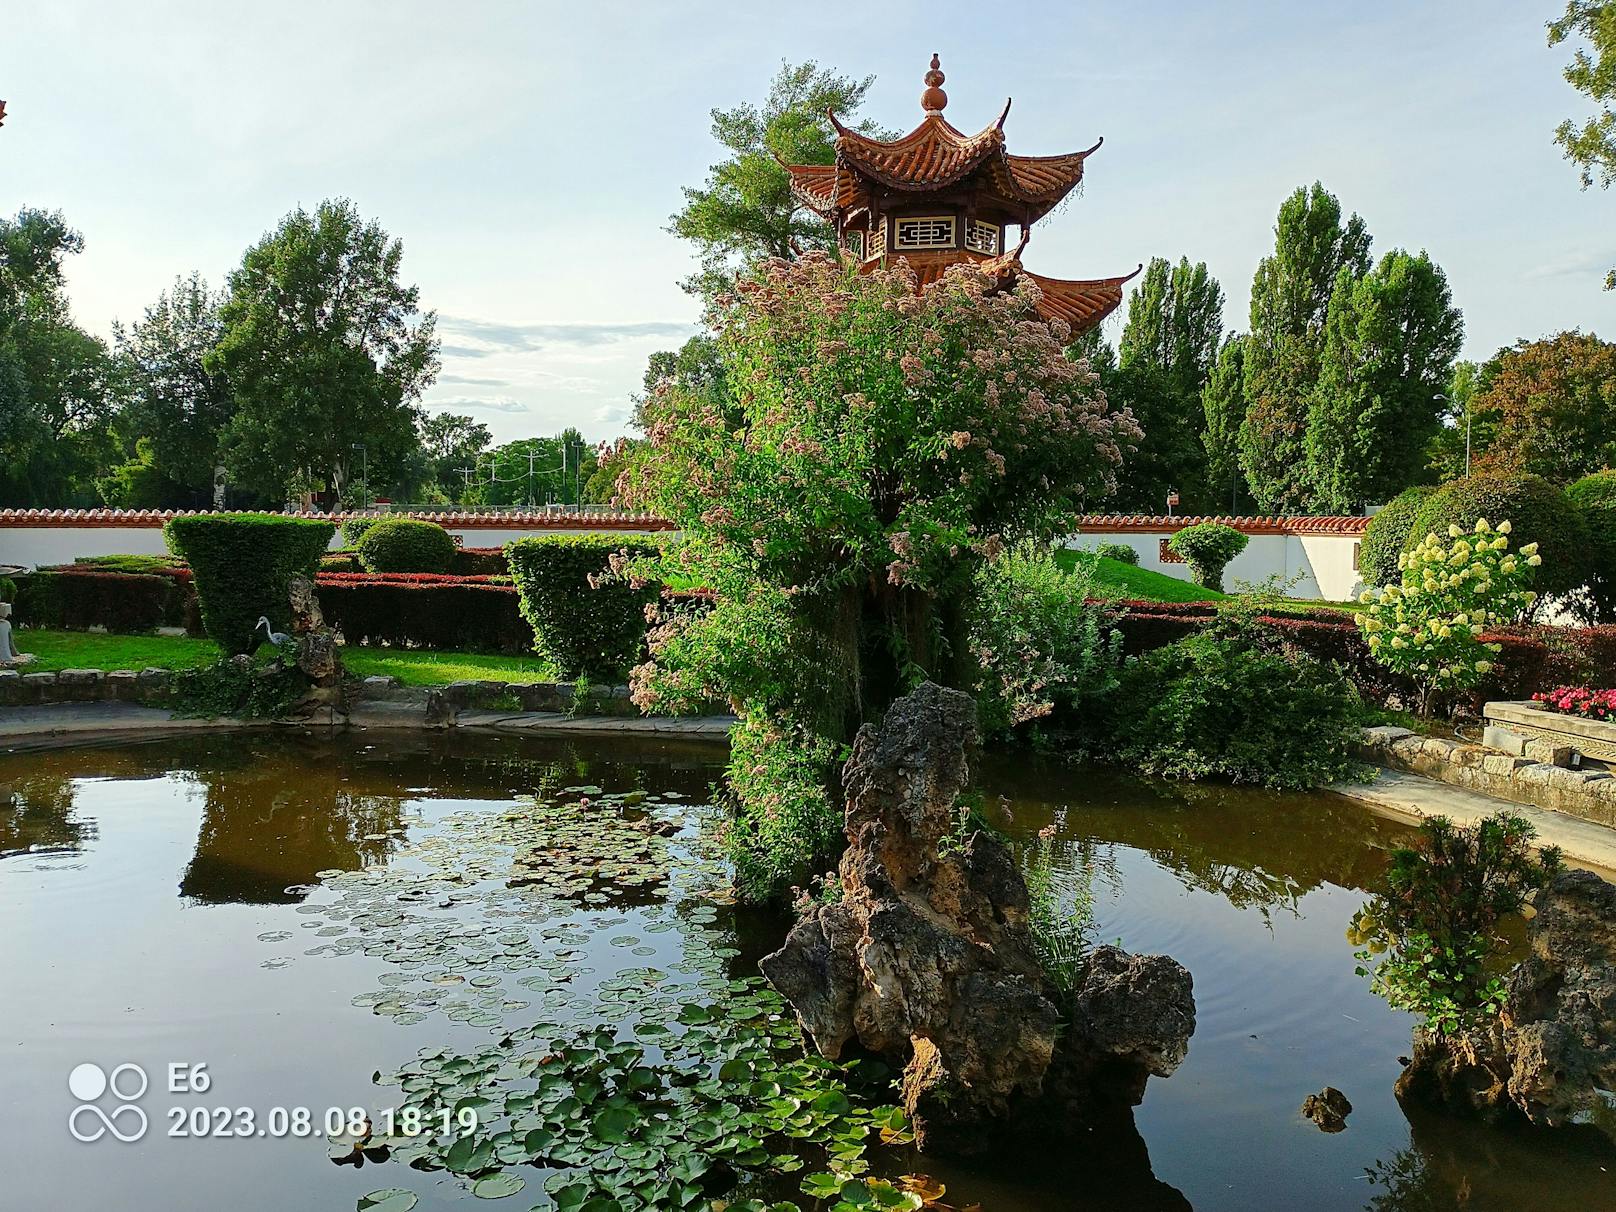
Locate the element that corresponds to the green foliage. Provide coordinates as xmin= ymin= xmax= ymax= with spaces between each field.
xmin=1426 ymin=359 xmax=1490 ymax=483
xmin=1025 ymin=824 xmax=1095 ymax=996
xmin=1100 ymin=359 xmax=1209 ymax=512
xmin=1360 ymin=518 xmax=1539 ymax=715
xmin=340 ymin=516 xmax=381 ymax=546
xmin=0 ymin=575 xmax=14 ymax=602
xmin=417 ymin=412 xmax=491 ymax=504
xmin=1200 ymin=334 xmax=1247 ymax=511
xmin=1548 ymin=2 xmax=1616 ymax=288
xmin=668 ymin=61 xmax=887 ymax=301
xmin=162 ymin=512 xmax=333 ymax=654
xmin=1119 ymin=256 xmax=1225 ymax=396
xmin=461 ymin=430 xmax=595 ymax=508
xmin=1567 ymin=468 xmax=1616 ymax=621
xmin=723 ymin=710 xmax=843 ymax=903
xmin=1306 ymin=250 xmax=1463 ymax=512
xmin=356 ymin=517 xmax=456 ymax=574
xmin=1099 ymin=614 xmax=1364 ymax=790
xmin=112 ymin=271 xmax=230 ymax=504
xmin=168 ymin=648 xmax=307 ymax=719
xmin=1240 ymin=183 xmax=1373 ymax=512
xmin=97 ymin=437 xmax=186 ymax=509
xmin=1091 ymin=541 xmax=1139 ymax=565
xmin=1168 ymin=522 xmax=1249 ymax=591
xmin=1467 ymin=331 xmax=1616 ymax=482
xmin=505 ymin=534 xmax=661 ymax=679
xmin=1349 ymin=812 xmax=1563 ymax=1035
xmin=970 ymin=547 xmax=1123 ymax=734
xmin=1361 ymin=486 xmax=1435 ymax=587
xmin=1409 ymin=471 xmax=1591 ymax=598
xmin=0 ymin=207 xmax=119 ymax=508
xmin=208 ymin=198 xmax=439 ymax=504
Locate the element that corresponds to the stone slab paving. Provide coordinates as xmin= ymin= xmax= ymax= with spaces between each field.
xmin=1331 ymin=768 xmax=1616 ymax=878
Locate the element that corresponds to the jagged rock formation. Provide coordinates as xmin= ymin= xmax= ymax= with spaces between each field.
xmin=287 ymin=575 xmax=351 ymax=721
xmin=1302 ymin=1086 xmax=1353 ymax=1132
xmin=760 ymin=681 xmax=1195 ymax=1147
xmin=1397 ymin=868 xmax=1616 ymax=1131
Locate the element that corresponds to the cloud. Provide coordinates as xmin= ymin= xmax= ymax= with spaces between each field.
xmin=437 ymin=373 xmax=510 ymax=386
xmin=439 ymin=315 xmax=696 ymax=355
xmin=424 ymin=395 xmax=530 ymax=414
xmin=1522 ymin=249 xmax=1616 ymax=281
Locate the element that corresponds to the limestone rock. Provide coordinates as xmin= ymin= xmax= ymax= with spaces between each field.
xmin=1397 ymin=868 xmax=1616 ymax=1132
xmin=1301 ymin=1086 xmax=1352 ymax=1132
xmin=760 ymin=681 xmax=1195 ymax=1149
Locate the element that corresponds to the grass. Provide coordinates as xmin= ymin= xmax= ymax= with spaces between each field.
xmin=14 ymin=629 xmax=558 ymax=686
xmin=1055 ymin=551 xmax=1361 ymax=612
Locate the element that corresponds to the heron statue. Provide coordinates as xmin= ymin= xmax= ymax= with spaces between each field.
xmin=254 ymin=616 xmax=291 ymax=649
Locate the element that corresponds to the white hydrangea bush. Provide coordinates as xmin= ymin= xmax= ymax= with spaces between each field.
xmin=1357 ymin=517 xmax=1540 ymax=711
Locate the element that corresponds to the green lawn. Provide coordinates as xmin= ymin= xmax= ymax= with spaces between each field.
xmin=1054 ymin=551 xmax=1225 ymax=603
xmin=1055 ymin=552 xmax=1361 ymax=612
xmin=14 ymin=629 xmax=557 ymax=686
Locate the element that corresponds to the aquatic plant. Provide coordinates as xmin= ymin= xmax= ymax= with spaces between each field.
xmin=1348 ymin=811 xmax=1562 ymax=1036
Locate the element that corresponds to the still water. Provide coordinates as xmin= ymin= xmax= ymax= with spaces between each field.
xmin=1 ymin=731 xmax=1612 ymax=1211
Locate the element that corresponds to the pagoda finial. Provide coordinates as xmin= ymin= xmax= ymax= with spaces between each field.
xmin=921 ymin=53 xmax=947 ymax=116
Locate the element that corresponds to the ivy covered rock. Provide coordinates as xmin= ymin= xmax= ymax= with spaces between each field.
xmin=760 ymin=681 xmax=1195 ymax=1149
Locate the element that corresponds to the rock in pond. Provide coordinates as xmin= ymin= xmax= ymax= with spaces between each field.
xmin=1397 ymin=867 xmax=1616 ymax=1132
xmin=760 ymin=680 xmax=1196 ymax=1149
xmin=1301 ymin=1086 xmax=1352 ymax=1132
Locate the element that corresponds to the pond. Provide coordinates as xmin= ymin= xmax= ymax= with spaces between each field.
xmin=2 ymin=731 xmax=1612 ymax=1212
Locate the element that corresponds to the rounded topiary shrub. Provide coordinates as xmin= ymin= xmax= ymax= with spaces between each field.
xmin=1360 ymin=485 xmax=1433 ymax=587
xmin=163 ymin=513 xmax=334 ymax=654
xmin=1409 ymin=472 xmax=1591 ymax=599
xmin=357 ymin=518 xmax=457 ymax=574
xmin=340 ymin=516 xmax=382 ymax=547
xmin=1167 ymin=522 xmax=1248 ymax=592
xmin=506 ymin=534 xmax=661 ymax=679
xmin=1567 ymin=469 xmax=1616 ymax=623
xmin=1092 ymin=542 xmax=1140 ymax=566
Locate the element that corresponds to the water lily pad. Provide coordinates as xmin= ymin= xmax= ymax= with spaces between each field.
xmin=470 ymin=1172 xmax=524 ymax=1199
xmin=356 ymin=1189 xmax=418 ymax=1212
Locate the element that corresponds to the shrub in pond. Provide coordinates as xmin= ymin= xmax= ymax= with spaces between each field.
xmin=163 ymin=512 xmax=333 ymax=654
xmin=1097 ymin=613 xmax=1364 ymax=790
xmin=1167 ymin=522 xmax=1248 ymax=592
xmin=1348 ymin=811 xmax=1561 ymax=1036
xmin=356 ymin=517 xmax=456 ymax=574
xmin=505 ymin=534 xmax=662 ymax=679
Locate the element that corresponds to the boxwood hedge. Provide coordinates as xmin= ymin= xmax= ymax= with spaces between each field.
xmin=356 ymin=518 xmax=457 ymax=574
xmin=505 ymin=534 xmax=661 ymax=678
xmin=1408 ymin=472 xmax=1591 ymax=599
xmin=164 ymin=513 xmax=334 ymax=654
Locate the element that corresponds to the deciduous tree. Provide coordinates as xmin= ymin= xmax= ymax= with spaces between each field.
xmin=1240 ymin=183 xmax=1371 ymax=511
xmin=1306 ymin=250 xmax=1463 ymax=511
xmin=1469 ymin=330 xmax=1616 ymax=483
xmin=1201 ymin=335 xmax=1247 ymax=512
xmin=208 ymin=199 xmax=439 ymax=505
xmin=1549 ymin=2 xmax=1616 ymax=288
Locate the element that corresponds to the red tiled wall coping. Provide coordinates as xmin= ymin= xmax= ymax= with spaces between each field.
xmin=1076 ymin=513 xmax=1369 ymax=537
xmin=0 ymin=509 xmax=677 ymax=530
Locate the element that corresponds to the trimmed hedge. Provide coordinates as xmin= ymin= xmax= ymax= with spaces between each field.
xmin=315 ymin=576 xmax=529 ymax=654
xmin=1409 ymin=472 xmax=1591 ymax=599
xmin=506 ymin=534 xmax=662 ymax=678
xmin=1360 ymin=486 xmax=1433 ymax=588
xmin=357 ymin=518 xmax=457 ymax=574
xmin=14 ymin=569 xmax=191 ymax=634
xmin=164 ymin=513 xmax=334 ymax=654
xmin=453 ymin=546 xmax=508 ymax=576
xmin=1092 ymin=542 xmax=1140 ymax=565
xmin=340 ymin=517 xmax=382 ymax=546
xmin=1168 ymin=522 xmax=1248 ymax=592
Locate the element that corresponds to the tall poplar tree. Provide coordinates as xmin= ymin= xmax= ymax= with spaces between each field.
xmin=1239 ymin=184 xmax=1371 ymax=512
xmin=1118 ymin=256 xmax=1226 ymax=393
xmin=1304 ymin=250 xmax=1463 ymax=512
xmin=1201 ymin=335 xmax=1247 ymax=512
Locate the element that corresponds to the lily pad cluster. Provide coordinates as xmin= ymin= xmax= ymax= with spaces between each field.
xmin=282 ymin=779 xmax=968 ymax=1210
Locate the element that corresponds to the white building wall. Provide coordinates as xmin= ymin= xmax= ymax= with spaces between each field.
xmin=1064 ymin=529 xmax=1365 ymax=602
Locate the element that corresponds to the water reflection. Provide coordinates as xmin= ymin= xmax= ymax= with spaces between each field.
xmin=0 ymin=770 xmax=95 ymax=858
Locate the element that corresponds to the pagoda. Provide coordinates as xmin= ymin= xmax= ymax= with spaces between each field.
xmin=783 ymin=55 xmax=1137 ymax=335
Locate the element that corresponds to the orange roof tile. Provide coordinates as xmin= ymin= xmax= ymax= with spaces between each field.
xmin=1022 ymin=265 xmax=1140 ymax=333
xmin=1075 ymin=513 xmax=1371 ymax=536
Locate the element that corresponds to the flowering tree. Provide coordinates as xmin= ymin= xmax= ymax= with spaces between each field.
xmin=1358 ymin=518 xmax=1540 ymax=715
xmin=625 ymin=252 xmax=1139 ymax=897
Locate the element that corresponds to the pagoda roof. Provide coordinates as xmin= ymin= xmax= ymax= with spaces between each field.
xmin=878 ymin=249 xmax=1139 ymax=337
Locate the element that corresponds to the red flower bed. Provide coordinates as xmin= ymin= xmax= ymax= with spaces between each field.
xmin=1532 ymin=685 xmax=1616 ymax=721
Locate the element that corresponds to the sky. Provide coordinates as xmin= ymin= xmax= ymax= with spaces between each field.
xmin=4 ymin=0 xmax=1614 ymax=445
